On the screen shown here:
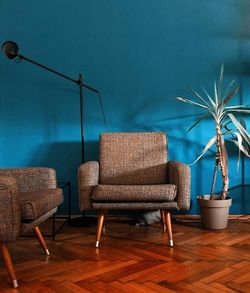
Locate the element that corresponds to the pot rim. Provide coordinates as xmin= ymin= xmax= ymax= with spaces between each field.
xmin=197 ymin=195 xmax=232 ymax=201
xmin=197 ymin=195 xmax=232 ymax=208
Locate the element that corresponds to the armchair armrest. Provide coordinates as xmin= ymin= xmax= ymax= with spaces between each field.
xmin=16 ymin=168 xmax=57 ymax=192
xmin=78 ymin=161 xmax=99 ymax=210
xmin=0 ymin=168 xmax=57 ymax=192
xmin=0 ymin=176 xmax=21 ymax=242
xmin=167 ymin=161 xmax=191 ymax=211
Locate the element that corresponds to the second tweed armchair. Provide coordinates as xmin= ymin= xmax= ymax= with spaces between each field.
xmin=0 ymin=167 xmax=63 ymax=288
xmin=78 ymin=132 xmax=191 ymax=248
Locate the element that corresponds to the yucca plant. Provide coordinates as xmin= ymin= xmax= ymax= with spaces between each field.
xmin=177 ymin=65 xmax=250 ymax=200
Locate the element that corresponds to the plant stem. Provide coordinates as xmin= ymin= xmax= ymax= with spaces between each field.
xmin=216 ymin=123 xmax=229 ymax=199
xmin=210 ymin=157 xmax=219 ymax=199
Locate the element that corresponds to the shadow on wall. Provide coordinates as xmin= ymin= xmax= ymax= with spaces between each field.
xmin=28 ymin=140 xmax=99 ymax=214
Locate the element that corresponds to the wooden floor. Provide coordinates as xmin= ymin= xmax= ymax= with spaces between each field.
xmin=0 ymin=217 xmax=250 ymax=292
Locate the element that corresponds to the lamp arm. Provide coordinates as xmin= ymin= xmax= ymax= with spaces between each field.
xmin=17 ymin=54 xmax=99 ymax=93
xmin=2 ymin=40 xmax=107 ymax=166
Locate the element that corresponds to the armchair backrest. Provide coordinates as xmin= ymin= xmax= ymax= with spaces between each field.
xmin=99 ymin=132 xmax=168 ymax=185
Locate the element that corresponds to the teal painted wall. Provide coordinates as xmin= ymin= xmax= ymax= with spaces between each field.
xmin=0 ymin=0 xmax=249 ymax=214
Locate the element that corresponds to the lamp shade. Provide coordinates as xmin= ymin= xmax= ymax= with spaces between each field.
xmin=2 ymin=41 xmax=19 ymax=59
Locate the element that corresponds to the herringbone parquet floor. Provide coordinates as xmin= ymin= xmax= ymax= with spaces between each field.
xmin=0 ymin=217 xmax=249 ymax=292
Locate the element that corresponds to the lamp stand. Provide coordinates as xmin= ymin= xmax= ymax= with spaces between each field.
xmin=79 ymin=73 xmax=84 ymax=163
xmin=68 ymin=74 xmax=98 ymax=226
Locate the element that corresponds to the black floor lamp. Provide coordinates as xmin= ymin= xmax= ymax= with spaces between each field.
xmin=2 ymin=40 xmax=105 ymax=226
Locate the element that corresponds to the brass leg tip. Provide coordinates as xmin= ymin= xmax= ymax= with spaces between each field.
xmin=95 ymin=241 xmax=99 ymax=248
xmin=169 ymin=240 xmax=174 ymax=247
xmin=12 ymin=279 xmax=18 ymax=288
xmin=46 ymin=249 xmax=50 ymax=256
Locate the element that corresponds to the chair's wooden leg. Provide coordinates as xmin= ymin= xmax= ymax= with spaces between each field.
xmin=96 ymin=209 xmax=106 ymax=248
xmin=33 ymin=226 xmax=50 ymax=256
xmin=160 ymin=209 xmax=166 ymax=232
xmin=165 ymin=211 xmax=174 ymax=247
xmin=102 ymin=209 xmax=108 ymax=235
xmin=0 ymin=243 xmax=18 ymax=288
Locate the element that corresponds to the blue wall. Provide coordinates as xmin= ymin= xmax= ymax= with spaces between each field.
xmin=1 ymin=0 xmax=249 ymax=214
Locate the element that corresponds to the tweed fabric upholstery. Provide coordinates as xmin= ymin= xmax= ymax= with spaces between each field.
xmin=0 ymin=168 xmax=57 ymax=192
xmin=99 ymin=132 xmax=168 ymax=185
xmin=78 ymin=161 xmax=99 ymax=210
xmin=93 ymin=201 xmax=178 ymax=210
xmin=167 ymin=161 xmax=191 ymax=210
xmin=20 ymin=188 xmax=63 ymax=220
xmin=92 ymin=184 xmax=176 ymax=202
xmin=78 ymin=132 xmax=191 ymax=212
xmin=0 ymin=176 xmax=21 ymax=242
xmin=0 ymin=167 xmax=63 ymax=244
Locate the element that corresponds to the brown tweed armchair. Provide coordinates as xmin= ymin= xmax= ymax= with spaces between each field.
xmin=78 ymin=132 xmax=190 ymax=248
xmin=0 ymin=168 xmax=63 ymax=288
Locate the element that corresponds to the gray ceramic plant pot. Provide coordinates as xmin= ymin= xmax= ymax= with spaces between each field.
xmin=197 ymin=195 xmax=232 ymax=230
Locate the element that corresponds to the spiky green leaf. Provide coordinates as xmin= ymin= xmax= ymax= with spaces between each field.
xmin=214 ymin=81 xmax=218 ymax=105
xmin=240 ymin=117 xmax=247 ymax=129
xmin=225 ymin=105 xmax=248 ymax=109
xmin=190 ymin=135 xmax=217 ymax=165
xmin=188 ymin=112 xmax=209 ymax=132
xmin=223 ymin=80 xmax=235 ymax=99
xmin=227 ymin=109 xmax=250 ymax=114
xmin=228 ymin=113 xmax=250 ymax=145
xmin=188 ymin=86 xmax=212 ymax=109
xmin=222 ymin=84 xmax=240 ymax=107
xmin=228 ymin=132 xmax=243 ymax=174
xmin=229 ymin=138 xmax=250 ymax=158
xmin=201 ymin=86 xmax=216 ymax=109
xmin=176 ymin=97 xmax=209 ymax=110
xmin=221 ymin=119 xmax=232 ymax=129
xmin=218 ymin=64 xmax=224 ymax=99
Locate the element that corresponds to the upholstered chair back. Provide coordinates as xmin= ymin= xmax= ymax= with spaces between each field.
xmin=99 ymin=132 xmax=168 ymax=185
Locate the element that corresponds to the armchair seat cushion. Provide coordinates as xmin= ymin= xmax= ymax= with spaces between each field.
xmin=92 ymin=184 xmax=177 ymax=202
xmin=20 ymin=188 xmax=63 ymax=220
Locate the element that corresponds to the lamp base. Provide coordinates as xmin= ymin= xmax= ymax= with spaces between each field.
xmin=68 ymin=215 xmax=97 ymax=227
